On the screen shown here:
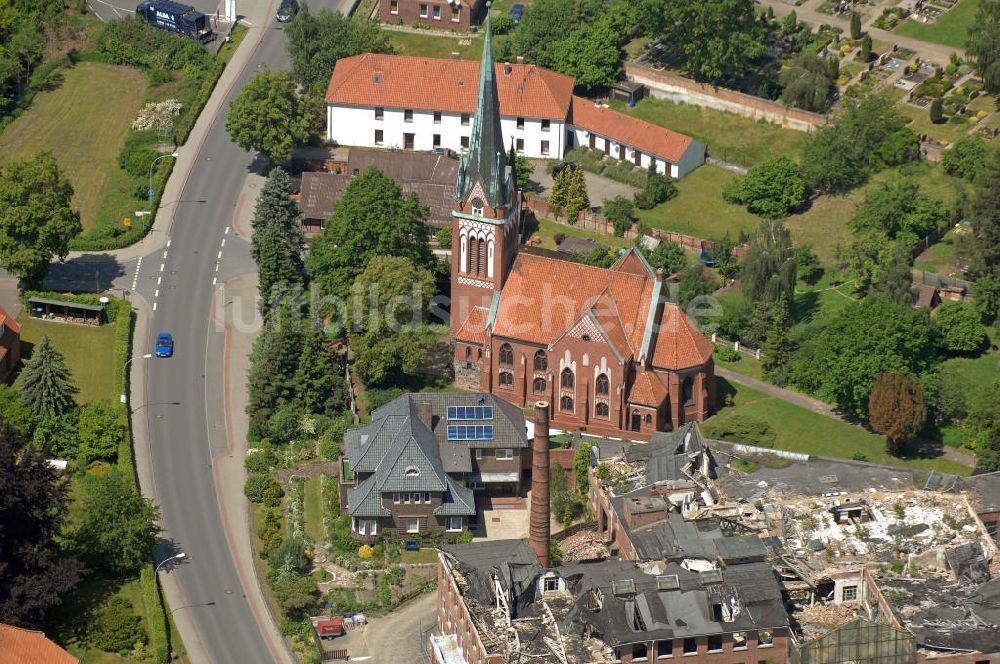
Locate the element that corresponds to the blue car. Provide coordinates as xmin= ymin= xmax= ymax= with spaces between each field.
xmin=155 ymin=332 xmax=174 ymax=358
xmin=510 ymin=3 xmax=524 ymax=23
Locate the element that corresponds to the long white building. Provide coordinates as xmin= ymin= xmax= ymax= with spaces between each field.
xmin=324 ymin=54 xmax=705 ymax=178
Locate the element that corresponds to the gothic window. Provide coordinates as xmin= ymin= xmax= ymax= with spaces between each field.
xmin=682 ymin=376 xmax=694 ymax=405
xmin=560 ymin=395 xmax=574 ymax=412
xmin=533 ymin=377 xmax=546 ymax=393
xmin=595 ymin=402 xmax=610 ymax=418
xmin=631 ymin=409 xmax=641 ymax=431
xmin=499 ymin=371 xmax=514 ymax=387
xmin=477 ymin=237 xmax=485 ymax=275
xmin=467 ymin=235 xmax=476 ymax=273
xmin=596 ymin=373 xmax=609 ymax=396
xmin=533 ymin=350 xmax=547 ymax=372
xmin=499 ymin=343 xmax=514 ymax=366
xmin=560 ymin=368 xmax=574 ymax=389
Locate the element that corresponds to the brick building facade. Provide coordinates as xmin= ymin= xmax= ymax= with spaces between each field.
xmin=379 ymin=0 xmax=484 ymax=30
xmin=447 ymin=16 xmax=715 ymax=442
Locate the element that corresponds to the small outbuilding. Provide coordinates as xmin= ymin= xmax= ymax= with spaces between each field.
xmin=27 ymin=296 xmax=106 ymax=326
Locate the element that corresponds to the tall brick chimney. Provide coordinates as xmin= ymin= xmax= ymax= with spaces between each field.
xmin=529 ymin=401 xmax=551 ymax=568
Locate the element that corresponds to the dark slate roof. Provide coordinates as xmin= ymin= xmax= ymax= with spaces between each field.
xmin=434 ymin=476 xmax=476 ymax=516
xmin=299 ymin=172 xmax=349 ymax=220
xmin=372 ymin=415 xmax=449 ymax=493
xmin=557 ymin=237 xmax=604 ymax=256
xmin=968 ymin=472 xmax=1000 ymax=513
xmin=372 ymin=392 xmax=528 ymax=449
xmin=555 ymin=559 xmax=787 ymax=646
xmin=628 ymin=512 xmax=722 ymax=561
xmin=715 ymin=536 xmax=767 ymax=563
xmin=348 ymin=149 xmax=458 ymax=184
xmin=441 ymin=539 xmax=542 ymax=614
xmin=453 ymin=14 xmax=514 ymax=209
xmin=626 ymin=423 xmax=707 ymax=484
xmin=347 ymin=474 xmax=392 ymax=518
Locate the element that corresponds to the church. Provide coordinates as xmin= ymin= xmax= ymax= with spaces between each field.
xmin=448 ymin=16 xmax=716 ymax=441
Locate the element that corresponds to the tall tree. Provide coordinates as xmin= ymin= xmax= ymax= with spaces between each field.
xmin=779 ymin=54 xmax=835 ymax=113
xmin=247 ymin=293 xmax=305 ymax=434
xmin=966 ymin=0 xmax=1000 ymax=95
xmin=306 ymin=167 xmax=433 ymax=298
xmin=932 ymin=300 xmax=988 ymax=354
xmin=285 ymin=4 xmax=393 ymax=91
xmin=849 ymin=11 xmax=862 ymax=40
xmin=565 ymin=165 xmax=590 ymax=222
xmin=73 ymin=469 xmax=160 ymax=576
xmin=849 ymin=180 xmax=948 ymax=245
xmin=723 ymin=156 xmax=807 ymax=219
xmin=295 ymin=311 xmax=349 ymax=416
xmin=969 ymin=147 xmax=1000 ymax=275
xmin=740 ymin=221 xmax=797 ymax=306
xmin=76 ymin=401 xmax=129 ymax=465
xmin=0 ymin=152 xmax=81 ymax=287
xmin=551 ymin=17 xmax=624 ymax=91
xmin=761 ymin=300 xmax=791 ymax=383
xmin=0 ymin=426 xmax=83 ymax=627
xmin=868 ymin=372 xmax=926 ymax=457
xmin=257 ymin=220 xmax=305 ymax=315
xmin=19 ymin=335 xmax=77 ymax=419
xmin=251 ymin=168 xmax=304 ymax=262
xmin=653 ymin=0 xmax=767 ymax=83
xmin=638 ymin=238 xmax=687 ymax=276
xmin=348 ymin=255 xmax=437 ymax=335
xmin=226 ymin=70 xmax=312 ymax=164
xmin=512 ymin=0 xmax=602 ymax=68
xmin=788 ymin=296 xmax=935 ymax=416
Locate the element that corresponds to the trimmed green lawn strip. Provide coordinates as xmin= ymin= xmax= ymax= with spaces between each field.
xmin=15 ymin=317 xmax=117 ymax=404
xmin=895 ymin=0 xmax=980 ymax=48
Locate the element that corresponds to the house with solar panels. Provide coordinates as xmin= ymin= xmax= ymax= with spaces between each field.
xmin=339 ymin=392 xmax=528 ymax=538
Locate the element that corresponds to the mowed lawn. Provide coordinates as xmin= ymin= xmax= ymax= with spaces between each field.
xmin=608 ymin=97 xmax=810 ymax=166
xmin=896 ymin=0 xmax=980 ymax=48
xmin=0 ymin=62 xmax=147 ymax=232
xmin=386 ymin=30 xmax=483 ymax=60
xmin=637 ymin=165 xmax=759 ymax=239
xmin=15 ymin=317 xmax=117 ymax=404
xmin=704 ymin=378 xmax=972 ymax=475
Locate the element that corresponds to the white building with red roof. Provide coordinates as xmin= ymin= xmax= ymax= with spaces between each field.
xmin=325 ymin=54 xmax=704 ymax=178
xmin=445 ymin=16 xmax=715 ymax=440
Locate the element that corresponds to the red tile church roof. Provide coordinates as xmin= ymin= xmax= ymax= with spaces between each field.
xmin=455 ymin=306 xmax=489 ymax=345
xmin=651 ymin=303 xmax=715 ymax=370
xmin=628 ymin=371 xmax=668 ymax=406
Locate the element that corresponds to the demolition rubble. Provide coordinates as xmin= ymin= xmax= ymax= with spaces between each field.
xmin=433 ymin=421 xmax=1000 ymax=664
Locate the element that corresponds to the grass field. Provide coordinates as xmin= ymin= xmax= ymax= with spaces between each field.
xmin=530 ymin=218 xmax=631 ymax=251
xmin=898 ymin=103 xmax=976 ymax=145
xmin=15 ymin=317 xmax=117 ymax=404
xmin=385 ymin=30 xmax=483 ymax=60
xmin=608 ymin=98 xmax=811 ymax=166
xmin=637 ymin=166 xmax=759 ymax=239
xmin=915 ymin=228 xmax=960 ymax=274
xmin=304 ymin=478 xmax=326 ymax=546
xmin=0 ymin=62 xmax=147 ymax=232
xmin=895 ymin=0 xmax=980 ymax=48
xmin=705 ymin=378 xmax=972 ymax=474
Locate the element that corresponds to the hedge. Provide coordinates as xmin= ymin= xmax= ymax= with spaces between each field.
xmin=140 ymin=566 xmax=171 ymax=664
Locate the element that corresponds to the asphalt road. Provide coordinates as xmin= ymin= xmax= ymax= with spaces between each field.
xmin=131 ymin=2 xmax=348 ymax=661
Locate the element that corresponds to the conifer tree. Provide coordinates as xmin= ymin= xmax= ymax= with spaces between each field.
xmin=19 ymin=335 xmax=78 ymax=419
xmin=564 ymin=165 xmax=590 ymax=223
xmin=250 ymin=168 xmax=304 ymax=264
xmin=295 ymin=311 xmax=349 ymax=416
xmin=257 ymin=220 xmax=305 ymax=315
xmin=868 ymin=372 xmax=926 ymax=457
xmin=761 ymin=300 xmax=791 ymax=383
xmin=247 ymin=293 xmax=304 ymax=434
xmin=849 ymin=11 xmax=861 ymax=40
xmin=549 ymin=167 xmax=571 ymax=211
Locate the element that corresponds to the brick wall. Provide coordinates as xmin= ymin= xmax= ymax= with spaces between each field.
xmin=437 ymin=553 xmax=504 ymax=664
xmin=624 ymin=63 xmax=829 ymax=133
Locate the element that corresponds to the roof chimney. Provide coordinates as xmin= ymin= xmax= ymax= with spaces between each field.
xmin=503 ymin=63 xmax=512 ymax=76
xmin=529 ymin=401 xmax=551 ymax=568
xmin=415 ymin=401 xmax=434 ymax=430
xmin=516 ymin=55 xmax=524 ymax=64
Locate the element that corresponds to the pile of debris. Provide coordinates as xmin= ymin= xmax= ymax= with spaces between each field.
xmin=794 ymin=602 xmax=861 ymax=639
xmin=559 ymin=529 xmax=609 ymax=562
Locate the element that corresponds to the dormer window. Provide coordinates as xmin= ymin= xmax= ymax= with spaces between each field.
xmin=404 ymin=466 xmax=420 ymax=477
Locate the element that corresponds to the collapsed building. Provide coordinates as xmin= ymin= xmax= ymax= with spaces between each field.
xmin=432 ymin=417 xmax=1000 ymax=664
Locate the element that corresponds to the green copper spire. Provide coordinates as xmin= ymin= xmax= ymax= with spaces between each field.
xmin=454 ymin=7 xmax=512 ymax=210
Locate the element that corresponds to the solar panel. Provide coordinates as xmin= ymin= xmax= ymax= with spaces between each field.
xmin=447 ymin=405 xmax=494 ymax=421
xmin=446 ymin=425 xmax=495 ymax=441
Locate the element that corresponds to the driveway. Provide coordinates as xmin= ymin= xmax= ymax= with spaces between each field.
xmin=361 ymin=592 xmax=437 ymax=664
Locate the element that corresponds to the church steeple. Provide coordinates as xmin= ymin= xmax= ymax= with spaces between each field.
xmin=454 ymin=7 xmax=512 ymax=209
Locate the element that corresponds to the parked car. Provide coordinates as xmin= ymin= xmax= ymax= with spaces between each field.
xmin=275 ymin=0 xmax=298 ymax=22
xmin=550 ymin=161 xmax=577 ymax=180
xmin=155 ymin=332 xmax=174 ymax=358
xmin=510 ymin=2 xmax=524 ymax=23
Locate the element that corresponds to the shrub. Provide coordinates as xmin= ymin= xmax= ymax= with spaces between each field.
xmin=89 ymin=597 xmax=146 ymax=653
xmin=366 ymin=387 xmax=404 ymax=411
xmin=715 ymin=345 xmax=742 ymax=363
xmin=435 ymin=226 xmax=452 ymax=249
xmin=245 ymin=448 xmax=279 ymax=474
xmin=118 ymin=134 xmax=160 ymax=179
xmin=358 ymin=544 xmax=375 ymax=559
xmin=932 ymin=300 xmax=987 ymax=354
xmin=244 ymin=473 xmax=281 ymax=503
xmin=553 ymin=232 xmax=566 ymax=245
xmin=602 ymin=195 xmax=636 ymax=236
xmin=702 ymin=414 xmax=776 ymax=448
xmin=941 ymin=135 xmax=986 ymax=180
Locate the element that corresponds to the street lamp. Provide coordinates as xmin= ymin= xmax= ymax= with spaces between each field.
xmin=147 ymin=152 xmax=179 ymax=203
xmin=153 ymin=552 xmax=187 ymax=604
xmin=120 ymin=353 xmax=153 ymax=404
